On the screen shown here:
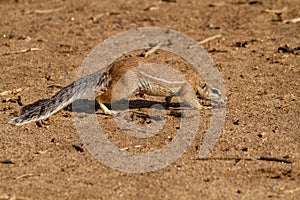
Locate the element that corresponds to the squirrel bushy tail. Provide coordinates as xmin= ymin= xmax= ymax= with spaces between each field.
xmin=8 ymin=72 xmax=109 ymax=126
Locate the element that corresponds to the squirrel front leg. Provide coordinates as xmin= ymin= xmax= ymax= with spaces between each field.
xmin=177 ymin=83 xmax=203 ymax=109
xmin=95 ymin=98 xmax=119 ymax=116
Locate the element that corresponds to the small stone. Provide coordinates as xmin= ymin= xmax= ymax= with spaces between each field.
xmin=257 ymin=132 xmax=267 ymax=138
xmin=242 ymin=147 xmax=248 ymax=152
xmin=72 ymin=144 xmax=84 ymax=152
xmin=233 ymin=119 xmax=239 ymax=125
xmin=51 ymin=138 xmax=58 ymax=143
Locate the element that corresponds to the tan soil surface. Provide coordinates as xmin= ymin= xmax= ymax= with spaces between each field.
xmin=0 ymin=0 xmax=299 ymax=199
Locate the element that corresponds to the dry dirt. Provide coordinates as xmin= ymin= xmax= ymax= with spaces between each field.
xmin=0 ymin=0 xmax=299 ymax=199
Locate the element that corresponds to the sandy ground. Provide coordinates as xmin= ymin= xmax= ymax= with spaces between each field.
xmin=0 ymin=0 xmax=299 ymax=199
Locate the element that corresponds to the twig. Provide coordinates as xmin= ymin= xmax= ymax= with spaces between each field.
xmin=283 ymin=17 xmax=300 ymax=24
xmin=258 ymin=156 xmax=293 ymax=163
xmin=120 ymin=147 xmax=129 ymax=151
xmin=208 ymin=2 xmax=226 ymax=7
xmin=263 ymin=7 xmax=288 ymax=14
xmin=0 ymin=159 xmax=15 ymax=164
xmin=47 ymin=84 xmax=63 ymax=89
xmin=284 ymin=187 xmax=300 ymax=194
xmin=16 ymin=174 xmax=35 ymax=180
xmin=199 ymin=34 xmax=222 ymax=44
xmin=162 ymin=0 xmax=177 ymax=2
xmin=3 ymin=47 xmax=43 ymax=56
xmin=141 ymin=42 xmax=162 ymax=58
xmin=195 ymin=157 xmax=253 ymax=161
xmin=24 ymin=7 xmax=64 ymax=15
xmin=195 ymin=156 xmax=294 ymax=164
xmin=144 ymin=5 xmax=160 ymax=11
xmin=0 ymin=88 xmax=22 ymax=96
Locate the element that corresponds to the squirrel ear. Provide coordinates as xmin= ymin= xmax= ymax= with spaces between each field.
xmin=199 ymin=82 xmax=207 ymax=89
xmin=195 ymin=82 xmax=209 ymax=99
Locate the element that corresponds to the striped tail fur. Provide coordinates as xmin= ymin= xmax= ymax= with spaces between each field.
xmin=8 ymin=72 xmax=109 ymax=126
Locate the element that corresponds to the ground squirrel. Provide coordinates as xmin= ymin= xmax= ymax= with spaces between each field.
xmin=8 ymin=57 xmax=221 ymax=126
